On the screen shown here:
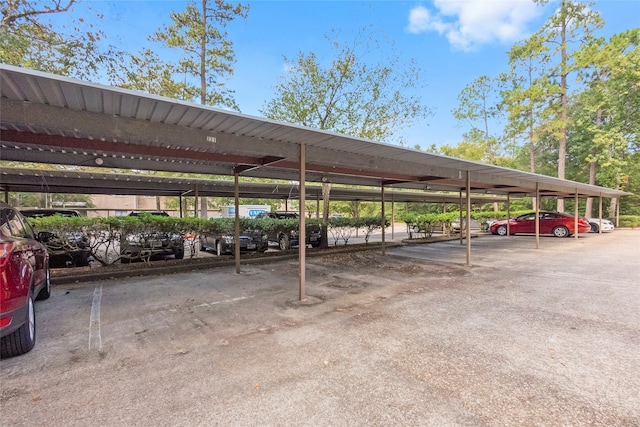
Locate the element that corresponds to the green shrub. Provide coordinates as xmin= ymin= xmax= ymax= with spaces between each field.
xmin=618 ymin=215 xmax=640 ymax=228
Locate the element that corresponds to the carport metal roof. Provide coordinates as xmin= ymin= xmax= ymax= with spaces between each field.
xmin=0 ymin=167 xmax=505 ymax=205
xmin=0 ymin=64 xmax=628 ymax=199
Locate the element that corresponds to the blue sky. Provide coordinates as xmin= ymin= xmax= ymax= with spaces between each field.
xmin=65 ymin=0 xmax=638 ymax=148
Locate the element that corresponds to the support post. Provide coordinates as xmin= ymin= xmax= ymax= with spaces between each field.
xmin=535 ymin=183 xmax=540 ymax=249
xmin=234 ymin=171 xmax=241 ymax=274
xmin=466 ymin=171 xmax=471 ymax=266
xmin=574 ymin=190 xmax=579 ymax=239
xmin=391 ymin=194 xmax=395 ymax=240
xmin=194 ymin=184 xmax=199 ymax=218
xmin=443 ymin=202 xmax=447 ymax=234
xmin=598 ymin=194 xmax=603 ymax=234
xmin=381 ymin=185 xmax=386 ymax=256
xmin=459 ymin=191 xmax=463 ymax=245
xmin=355 ymin=201 xmax=360 ymax=237
xmin=506 ymin=193 xmax=511 ymax=236
xmin=299 ymin=144 xmax=306 ymax=301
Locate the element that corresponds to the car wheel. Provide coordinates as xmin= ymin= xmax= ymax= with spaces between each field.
xmin=311 ymin=241 xmax=321 ymax=248
xmin=553 ymin=226 xmax=570 ymax=238
xmin=590 ymin=223 xmax=599 ymax=233
xmin=36 ymin=268 xmax=51 ymax=301
xmin=199 ymin=237 xmax=207 ymax=251
xmin=496 ymin=225 xmax=507 ymax=236
xmin=0 ymin=295 xmax=36 ymax=358
xmin=279 ymin=234 xmax=290 ymax=251
xmin=173 ymin=247 xmax=185 ymax=260
xmin=216 ymin=241 xmax=222 ymax=256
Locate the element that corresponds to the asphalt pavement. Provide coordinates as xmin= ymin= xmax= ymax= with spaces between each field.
xmin=1 ymin=229 xmax=638 ymax=426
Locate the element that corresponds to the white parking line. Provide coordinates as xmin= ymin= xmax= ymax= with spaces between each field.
xmin=88 ymin=286 xmax=103 ymax=351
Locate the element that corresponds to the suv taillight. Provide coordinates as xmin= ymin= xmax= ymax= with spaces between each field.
xmin=0 ymin=242 xmax=14 ymax=268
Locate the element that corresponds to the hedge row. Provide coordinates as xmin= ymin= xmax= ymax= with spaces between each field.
xmin=618 ymin=215 xmax=640 ymax=227
xmin=26 ymin=214 xmax=388 ymax=265
xmin=402 ymin=211 xmax=640 ymax=238
xmin=401 ymin=211 xmax=535 ymax=238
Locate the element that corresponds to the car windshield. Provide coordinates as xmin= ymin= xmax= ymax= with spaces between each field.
xmin=129 ymin=211 xmax=169 ymax=217
xmin=21 ymin=210 xmax=79 ymax=218
xmin=274 ymin=213 xmax=298 ymax=219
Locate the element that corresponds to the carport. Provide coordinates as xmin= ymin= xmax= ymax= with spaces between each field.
xmin=0 ymin=166 xmax=505 ymax=232
xmin=0 ymin=64 xmax=628 ymax=299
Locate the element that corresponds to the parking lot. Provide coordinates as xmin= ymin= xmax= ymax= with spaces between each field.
xmin=1 ymin=230 xmax=639 ymax=426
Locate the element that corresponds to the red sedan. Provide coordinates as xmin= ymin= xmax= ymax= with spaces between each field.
xmin=1 ymin=202 xmax=50 ymax=358
xmin=490 ymin=211 xmax=592 ymax=238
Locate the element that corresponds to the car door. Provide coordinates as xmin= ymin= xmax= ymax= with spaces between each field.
xmin=540 ymin=212 xmax=563 ymax=234
xmin=1 ymin=208 xmax=46 ymax=290
xmin=512 ymin=213 xmax=536 ymax=234
xmin=16 ymin=211 xmax=48 ymax=284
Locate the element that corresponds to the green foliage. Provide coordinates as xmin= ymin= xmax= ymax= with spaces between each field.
xmin=327 ymin=216 xmax=354 ymax=245
xmin=28 ymin=214 xmax=86 ymax=236
xmin=618 ymin=216 xmax=640 ymax=228
xmin=149 ymin=0 xmax=249 ymax=109
xmin=0 ymin=2 xmax=116 ymax=80
xmin=260 ymin=27 xmax=431 ymax=144
xmin=452 ymin=75 xmax=505 ymax=164
xmin=107 ymin=48 xmax=190 ymax=99
xmin=323 ymin=216 xmax=387 ymax=245
xmin=400 ymin=210 xmax=545 ymax=238
xmin=357 ymin=216 xmax=389 ymax=244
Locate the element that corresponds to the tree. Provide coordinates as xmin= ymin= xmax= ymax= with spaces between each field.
xmin=529 ymin=0 xmax=604 ymax=212
xmin=151 ymin=0 xmax=249 ymax=218
xmin=1 ymin=0 xmax=75 ymax=30
xmin=107 ymin=48 xmax=190 ymax=99
xmin=452 ymin=75 xmax=504 ymax=165
xmin=502 ymin=34 xmax=550 ymax=174
xmin=261 ymin=28 xmax=431 ymax=143
xmin=0 ymin=0 xmax=113 ymax=80
xmin=150 ymin=0 xmax=249 ymax=110
xmin=571 ymin=29 xmax=640 ymax=217
xmin=261 ymin=28 xmax=432 ymax=245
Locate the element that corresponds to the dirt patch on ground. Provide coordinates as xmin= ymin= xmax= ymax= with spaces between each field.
xmin=319 ymin=251 xmax=468 ymax=278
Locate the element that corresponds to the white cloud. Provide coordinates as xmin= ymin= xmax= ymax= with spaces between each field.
xmin=407 ymin=0 xmax=541 ymax=51
xmin=407 ymin=5 xmax=451 ymax=35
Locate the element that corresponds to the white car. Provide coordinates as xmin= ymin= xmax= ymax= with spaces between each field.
xmin=587 ymin=218 xmax=615 ymax=233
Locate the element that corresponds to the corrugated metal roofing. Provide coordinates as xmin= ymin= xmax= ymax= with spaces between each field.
xmin=0 ymin=64 xmax=628 ymax=199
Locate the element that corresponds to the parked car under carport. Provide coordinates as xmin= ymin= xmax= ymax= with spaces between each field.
xmin=199 ymin=229 xmax=268 ymax=256
xmin=490 ymin=212 xmax=591 ymax=237
xmin=588 ymin=218 xmax=615 ymax=233
xmin=20 ymin=208 xmax=91 ymax=268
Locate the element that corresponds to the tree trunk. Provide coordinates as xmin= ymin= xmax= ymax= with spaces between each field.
xmin=528 ymin=61 xmax=537 ymax=212
xmin=557 ymin=4 xmax=568 ymax=213
xmin=585 ymin=108 xmax=602 ymax=218
xmin=200 ymin=197 xmax=208 ymax=218
xmin=321 ymin=182 xmax=331 ymax=249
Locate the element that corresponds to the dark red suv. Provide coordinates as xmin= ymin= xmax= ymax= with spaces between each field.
xmin=0 ymin=202 xmax=50 ymax=358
